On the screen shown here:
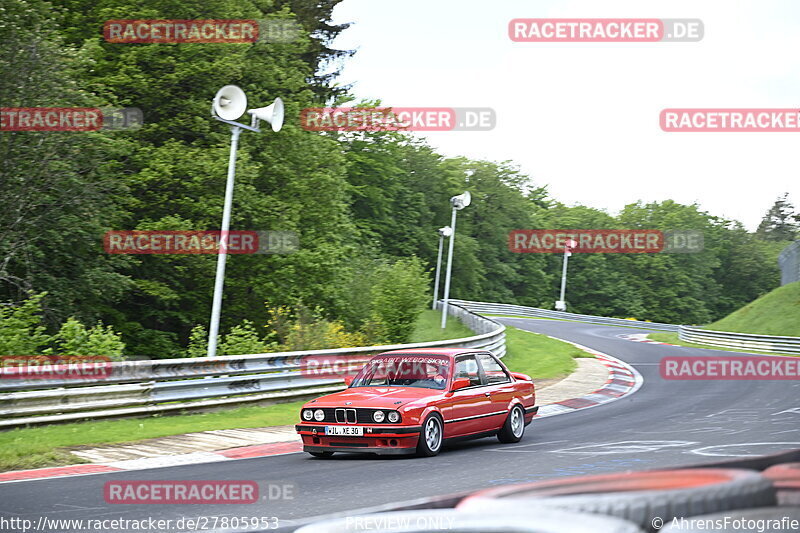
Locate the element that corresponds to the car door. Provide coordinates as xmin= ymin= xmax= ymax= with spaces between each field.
xmin=475 ymin=352 xmax=516 ymax=430
xmin=441 ymin=354 xmax=496 ymax=437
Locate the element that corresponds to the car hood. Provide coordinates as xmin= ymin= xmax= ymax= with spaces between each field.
xmin=307 ymin=387 xmax=441 ymax=409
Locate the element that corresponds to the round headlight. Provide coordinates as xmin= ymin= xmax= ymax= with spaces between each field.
xmin=387 ymin=411 xmax=400 ymax=423
xmin=302 ymin=409 xmax=313 ymax=421
xmin=314 ymin=409 xmax=325 ymax=421
xmin=373 ymin=410 xmax=385 ymax=423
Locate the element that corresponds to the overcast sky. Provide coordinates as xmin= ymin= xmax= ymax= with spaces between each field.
xmin=330 ymin=0 xmax=800 ymax=230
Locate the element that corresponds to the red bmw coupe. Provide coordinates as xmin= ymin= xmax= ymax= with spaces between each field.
xmin=295 ymin=348 xmax=537 ymax=457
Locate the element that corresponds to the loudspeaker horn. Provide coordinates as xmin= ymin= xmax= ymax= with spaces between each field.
xmin=212 ymin=85 xmax=247 ymax=121
xmin=451 ymin=191 xmax=472 ymax=210
xmin=248 ymin=97 xmax=284 ymax=132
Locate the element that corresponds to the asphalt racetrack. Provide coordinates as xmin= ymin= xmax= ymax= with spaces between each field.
xmin=2 ymin=317 xmax=799 ymax=531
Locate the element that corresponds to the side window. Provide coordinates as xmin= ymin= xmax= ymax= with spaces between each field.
xmin=454 ymin=355 xmax=481 ymax=387
xmin=477 ymin=353 xmax=510 ymax=385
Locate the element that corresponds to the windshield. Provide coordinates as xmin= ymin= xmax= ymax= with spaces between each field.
xmin=351 ymin=356 xmax=450 ymax=389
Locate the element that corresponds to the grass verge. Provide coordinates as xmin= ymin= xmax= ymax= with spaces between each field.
xmin=501 ymin=326 xmax=587 ymax=380
xmin=0 ymin=401 xmax=307 ymax=472
xmin=707 ymin=281 xmax=800 ymax=337
xmin=408 ymin=309 xmax=474 ymax=342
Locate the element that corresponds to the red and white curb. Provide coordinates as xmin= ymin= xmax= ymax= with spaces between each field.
xmin=618 ymin=332 xmax=674 ymax=345
xmin=0 ymin=441 xmax=304 ymax=484
xmin=0 ymin=342 xmax=643 ymax=484
xmin=535 ymin=337 xmax=643 ymax=419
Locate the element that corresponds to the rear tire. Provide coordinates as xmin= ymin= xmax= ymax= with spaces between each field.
xmin=498 ymin=405 xmax=525 ymax=443
xmin=416 ymin=414 xmax=444 ymax=457
xmin=308 ymin=451 xmax=334 ymax=458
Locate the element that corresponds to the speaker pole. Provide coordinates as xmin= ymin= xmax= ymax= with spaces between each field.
xmin=208 ymin=86 xmax=283 ymax=357
xmin=207 ymin=125 xmax=242 ymax=358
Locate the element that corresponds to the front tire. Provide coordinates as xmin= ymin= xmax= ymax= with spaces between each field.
xmin=416 ymin=414 xmax=444 ymax=457
xmin=497 ymin=404 xmax=525 ymax=443
xmin=308 ymin=451 xmax=334 ymax=458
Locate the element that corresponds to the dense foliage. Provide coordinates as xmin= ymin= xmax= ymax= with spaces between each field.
xmin=1 ymin=0 xmax=794 ymax=358
xmin=0 ymin=293 xmax=125 ymax=360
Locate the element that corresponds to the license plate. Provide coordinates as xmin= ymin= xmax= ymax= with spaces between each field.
xmin=325 ymin=426 xmax=363 ymax=436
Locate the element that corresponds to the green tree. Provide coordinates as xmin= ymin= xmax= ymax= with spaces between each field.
xmin=0 ymin=0 xmax=132 ymax=326
xmin=45 ymin=0 xmax=358 ymax=356
xmin=756 ymin=193 xmax=798 ymax=242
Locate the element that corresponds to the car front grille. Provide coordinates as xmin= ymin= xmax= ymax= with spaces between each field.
xmin=312 ymin=407 xmax=397 ymax=424
xmin=335 ymin=408 xmax=357 ymax=423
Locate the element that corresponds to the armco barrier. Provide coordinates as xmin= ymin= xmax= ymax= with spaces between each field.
xmin=679 ymin=325 xmax=800 ymax=355
xmin=0 ymin=302 xmax=504 ymax=428
xmin=4 ymin=298 xmax=797 ymax=429
xmin=448 ymin=299 xmax=679 ymax=332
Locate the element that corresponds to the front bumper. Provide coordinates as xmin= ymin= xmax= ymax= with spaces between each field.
xmin=304 ymin=444 xmax=416 ymax=455
xmin=296 ymin=424 xmax=422 ymax=454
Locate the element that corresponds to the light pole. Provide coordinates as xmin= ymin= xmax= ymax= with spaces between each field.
xmin=555 ymin=238 xmax=577 ymax=312
xmin=440 ymin=192 xmax=471 ymax=328
xmin=207 ymin=85 xmax=284 ymax=358
xmin=432 ymin=226 xmax=452 ymax=310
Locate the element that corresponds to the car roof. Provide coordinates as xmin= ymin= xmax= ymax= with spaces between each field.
xmin=376 ymin=348 xmax=486 ymax=358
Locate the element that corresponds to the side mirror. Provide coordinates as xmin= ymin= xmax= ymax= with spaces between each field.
xmin=510 ymin=372 xmax=531 ymax=382
xmin=343 ymin=375 xmax=354 ymax=386
xmin=450 ymin=377 xmax=471 ymax=392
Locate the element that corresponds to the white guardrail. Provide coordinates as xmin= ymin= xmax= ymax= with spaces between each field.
xmin=0 ymin=302 xmax=504 ymax=428
xmin=678 ymin=325 xmax=800 ymax=355
xmin=448 ymin=299 xmax=680 ymax=332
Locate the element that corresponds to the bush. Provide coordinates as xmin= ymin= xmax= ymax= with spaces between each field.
xmin=369 ymin=257 xmax=430 ymax=343
xmin=0 ymin=293 xmax=125 ymax=360
xmin=186 ymin=324 xmax=210 ymax=358
xmin=265 ymin=304 xmax=367 ymax=351
xmin=47 ymin=317 xmax=126 ymax=361
xmin=219 ymin=320 xmax=276 ymax=355
xmin=186 ymin=321 xmax=276 ymax=357
xmin=0 ymin=293 xmax=50 ymax=355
